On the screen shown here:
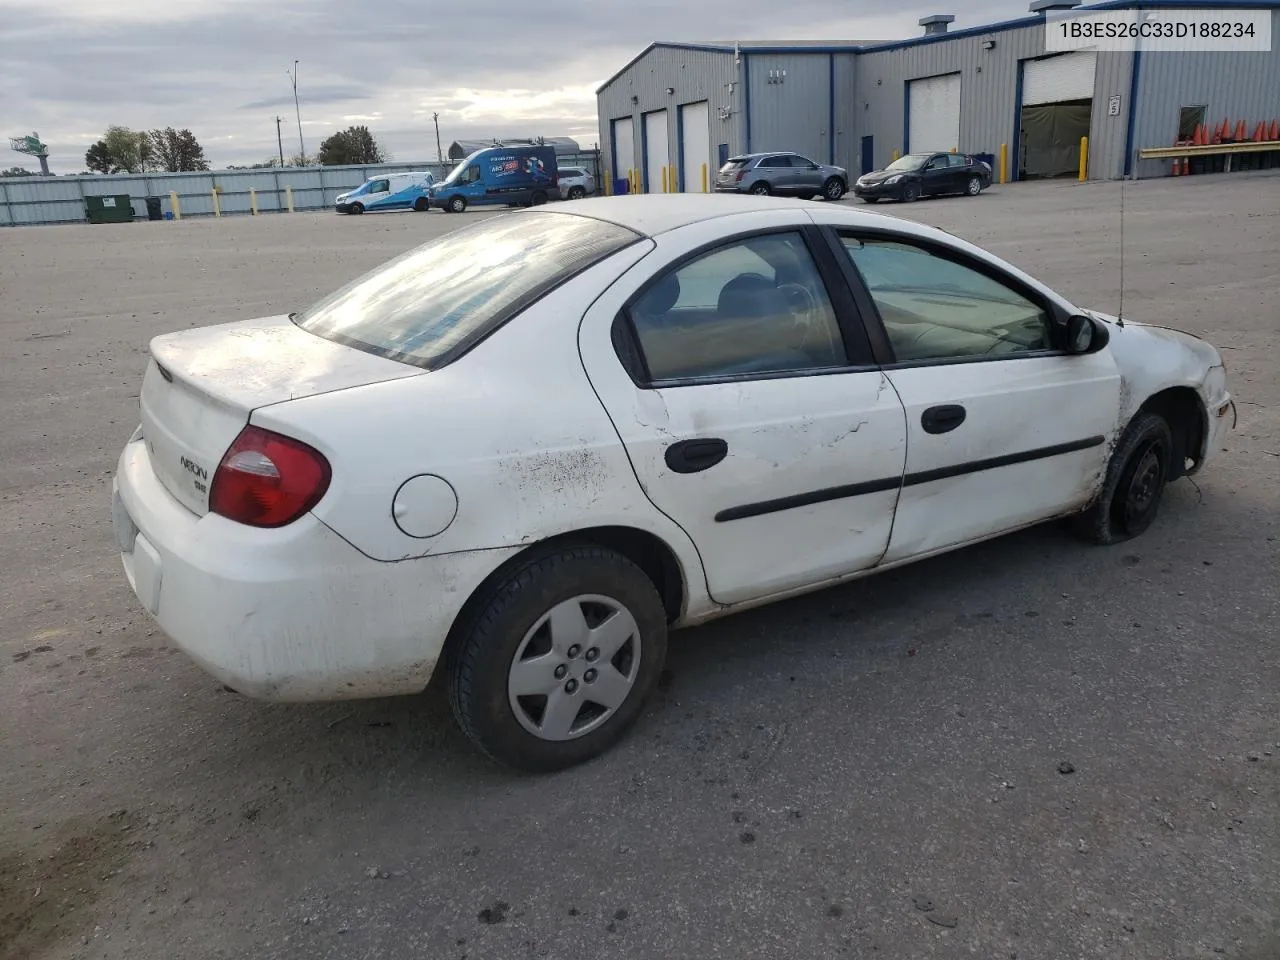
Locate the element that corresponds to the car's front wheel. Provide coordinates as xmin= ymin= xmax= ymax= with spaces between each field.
xmin=349 ymin=202 xmax=364 ymax=215
xmin=447 ymin=545 xmax=668 ymax=772
xmin=447 ymin=195 xmax=467 ymax=214
xmin=1074 ymin=411 xmax=1174 ymax=545
xmin=901 ymin=182 xmax=920 ymax=202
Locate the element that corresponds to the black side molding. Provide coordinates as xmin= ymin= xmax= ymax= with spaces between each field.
xmin=714 ymin=435 xmax=1107 ymax=523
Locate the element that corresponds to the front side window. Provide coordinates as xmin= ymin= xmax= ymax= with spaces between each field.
xmin=839 ymin=236 xmax=1051 ymax=363
xmin=295 ymin=212 xmax=640 ymax=369
xmin=625 ymin=232 xmax=847 ymax=382
xmin=369 ymin=180 xmax=390 ymax=193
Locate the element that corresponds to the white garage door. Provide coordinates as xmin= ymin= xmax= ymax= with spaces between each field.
xmin=908 ymin=73 xmax=961 ymax=154
xmin=1023 ymin=51 xmax=1097 ymax=105
xmin=680 ymin=101 xmax=711 ymax=192
xmin=612 ymin=117 xmax=635 ymax=188
xmin=644 ymin=110 xmax=669 ymax=193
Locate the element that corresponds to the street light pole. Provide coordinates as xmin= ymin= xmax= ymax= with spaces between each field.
xmin=433 ymin=112 xmax=443 ymax=166
xmin=275 ymin=116 xmax=285 ymax=167
xmin=289 ymin=61 xmax=305 ymax=163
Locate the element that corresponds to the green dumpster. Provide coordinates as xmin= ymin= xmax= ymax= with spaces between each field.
xmin=86 ymin=195 xmax=134 ymax=224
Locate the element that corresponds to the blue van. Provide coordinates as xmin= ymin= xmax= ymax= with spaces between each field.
xmin=335 ymin=171 xmax=435 ymax=214
xmin=429 ymin=145 xmax=558 ymax=213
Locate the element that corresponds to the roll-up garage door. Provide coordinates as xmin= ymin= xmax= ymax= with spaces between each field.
xmin=644 ymin=110 xmax=669 ymax=193
xmin=679 ymin=101 xmax=711 ymax=192
xmin=1022 ymin=51 xmax=1097 ymax=105
xmin=907 ymin=73 xmax=961 ymax=154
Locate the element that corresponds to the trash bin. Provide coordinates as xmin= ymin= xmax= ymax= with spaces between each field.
xmin=974 ymin=152 xmax=995 ymax=171
xmin=85 ymin=194 xmax=134 ymax=224
xmin=145 ymin=196 xmax=163 ymax=221
xmin=613 ymin=177 xmax=630 ymax=196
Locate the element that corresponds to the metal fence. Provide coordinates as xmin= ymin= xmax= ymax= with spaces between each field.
xmin=0 ymin=152 xmax=604 ymax=227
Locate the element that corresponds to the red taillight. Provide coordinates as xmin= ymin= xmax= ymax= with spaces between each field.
xmin=735 ymin=170 xmax=746 ymax=182
xmin=209 ymin=425 xmax=331 ymax=528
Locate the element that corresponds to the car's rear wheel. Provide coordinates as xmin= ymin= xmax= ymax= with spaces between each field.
xmin=531 ymin=190 xmax=549 ymax=205
xmin=749 ymin=181 xmax=772 ymax=196
xmin=447 ymin=195 xmax=467 ymax=214
xmin=350 ymin=202 xmax=364 ymax=215
xmin=413 ymin=197 xmax=429 ymax=212
xmin=447 ymin=545 xmax=668 ymax=772
xmin=861 ymin=197 xmax=879 ymax=204
xmin=1074 ymin=411 xmax=1174 ymax=545
xmin=901 ymin=183 xmax=920 ymax=202
xmin=567 ymin=186 xmax=586 ymax=200
xmin=966 ymin=176 xmax=983 ymax=196
xmin=823 ymin=177 xmax=846 ymax=201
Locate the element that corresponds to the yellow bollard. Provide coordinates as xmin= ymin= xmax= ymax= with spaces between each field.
xmin=892 ymin=148 xmax=900 ymax=162
xmin=285 ymin=185 xmax=295 ymax=212
xmin=951 ymin=146 xmax=958 ymax=153
xmin=169 ymin=191 xmax=181 ymax=220
xmin=999 ymin=143 xmax=1008 ymax=184
xmin=249 ymin=188 xmax=258 ymax=215
xmin=603 ymin=169 xmax=611 ymax=196
xmin=702 ymin=163 xmax=708 ymax=193
xmin=211 ymin=187 xmax=221 ymax=218
xmin=661 ymin=167 xmax=668 ymax=193
xmin=1078 ymin=135 xmax=1088 ymax=181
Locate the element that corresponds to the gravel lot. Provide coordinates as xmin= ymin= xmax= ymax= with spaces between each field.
xmin=2 ymin=175 xmax=1277 ymax=960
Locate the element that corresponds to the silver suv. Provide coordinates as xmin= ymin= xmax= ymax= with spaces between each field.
xmin=715 ymin=152 xmax=848 ymax=201
xmin=558 ymin=165 xmax=596 ymax=200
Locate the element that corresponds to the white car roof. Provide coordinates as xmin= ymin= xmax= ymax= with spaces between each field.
xmin=542 ymin=194 xmax=951 ymax=243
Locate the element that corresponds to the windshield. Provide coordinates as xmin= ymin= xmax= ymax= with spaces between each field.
xmin=294 ymin=211 xmax=641 ymax=369
xmin=886 ymin=155 xmax=928 ymax=172
xmin=442 ymin=155 xmax=476 ymax=184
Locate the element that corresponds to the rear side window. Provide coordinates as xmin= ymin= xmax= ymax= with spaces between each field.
xmin=295 ymin=212 xmax=641 ymax=369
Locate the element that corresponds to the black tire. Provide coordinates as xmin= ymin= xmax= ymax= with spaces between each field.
xmin=531 ymin=190 xmax=549 ymax=206
xmin=861 ymin=197 xmax=879 ymax=204
xmin=966 ymin=176 xmax=983 ymax=197
xmin=446 ymin=545 xmax=668 ymax=773
xmin=350 ymin=202 xmax=365 ymax=215
xmin=1073 ymin=412 xmax=1174 ymax=545
xmin=823 ymin=177 xmax=846 ymax=201
xmin=447 ymin=195 xmax=467 ymax=214
xmin=567 ymin=186 xmax=586 ymax=200
xmin=798 ymin=191 xmax=816 ymax=201
xmin=749 ymin=181 xmax=772 ymax=196
xmin=901 ymin=182 xmax=920 ymax=202
xmin=413 ymin=197 xmax=429 ymax=212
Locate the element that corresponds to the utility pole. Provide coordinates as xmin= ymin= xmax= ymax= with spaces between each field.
xmin=275 ymin=116 xmax=285 ymax=167
xmin=288 ymin=61 xmax=305 ymax=163
xmin=433 ymin=112 xmax=443 ymax=166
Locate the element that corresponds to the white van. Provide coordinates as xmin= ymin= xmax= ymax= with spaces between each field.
xmin=334 ymin=171 xmax=435 ymax=214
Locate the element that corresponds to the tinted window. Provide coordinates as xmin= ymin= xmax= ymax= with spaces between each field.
xmin=296 ymin=212 xmax=640 ymax=369
xmin=627 ymin=232 xmax=847 ymax=382
xmin=948 ymin=154 xmax=968 ymax=167
xmin=759 ymin=156 xmax=789 ymax=168
xmin=720 ymin=159 xmax=748 ymax=173
xmin=370 ymin=180 xmax=390 ymax=192
xmin=789 ymin=155 xmax=817 ymax=167
xmin=839 ymin=236 xmax=1051 ymax=362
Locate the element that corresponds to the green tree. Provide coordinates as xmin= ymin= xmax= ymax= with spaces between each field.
xmin=84 ymin=140 xmax=116 ymax=174
xmin=85 ymin=126 xmax=153 ymax=173
xmin=1 ymin=166 xmax=38 ymax=177
xmin=149 ymin=127 xmax=210 ymax=172
xmin=317 ymin=126 xmax=386 ymax=166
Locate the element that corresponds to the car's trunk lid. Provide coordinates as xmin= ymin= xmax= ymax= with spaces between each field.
xmin=140 ymin=314 xmax=421 ymax=516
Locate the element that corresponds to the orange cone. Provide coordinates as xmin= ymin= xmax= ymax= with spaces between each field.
xmin=1194 ymin=124 xmax=1206 ymax=146
xmin=1254 ymin=122 xmax=1265 ymax=142
xmin=1270 ymin=120 xmax=1279 ymax=141
xmin=1233 ymin=120 xmax=1246 ymax=141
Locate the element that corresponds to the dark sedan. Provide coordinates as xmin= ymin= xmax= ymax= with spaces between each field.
xmin=853 ymin=152 xmax=992 ymax=203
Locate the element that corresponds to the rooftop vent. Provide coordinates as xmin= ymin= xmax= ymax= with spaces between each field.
xmin=918 ymin=14 xmax=955 ymax=35
xmin=1029 ymin=0 xmax=1083 ymax=14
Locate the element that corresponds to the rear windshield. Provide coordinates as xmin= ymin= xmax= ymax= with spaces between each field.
xmin=719 ymin=158 xmax=748 ymax=172
xmin=294 ymin=211 xmax=641 ymax=369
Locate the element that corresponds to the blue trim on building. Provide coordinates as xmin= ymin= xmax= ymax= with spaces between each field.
xmin=1122 ymin=48 xmax=1143 ymax=177
xmin=1011 ymin=61 xmax=1025 ymax=183
xmin=743 ymin=53 xmax=752 ymax=152
xmin=828 ymin=55 xmax=836 ymax=165
xmin=639 ymin=113 xmax=650 ymax=192
xmin=676 ymin=104 xmax=686 ymax=192
xmin=902 ymin=82 xmax=911 ymax=154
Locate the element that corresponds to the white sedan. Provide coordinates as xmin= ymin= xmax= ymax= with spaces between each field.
xmin=112 ymin=195 xmax=1234 ymax=771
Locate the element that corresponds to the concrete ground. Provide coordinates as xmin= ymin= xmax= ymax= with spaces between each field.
xmin=1 ymin=174 xmax=1277 ymax=960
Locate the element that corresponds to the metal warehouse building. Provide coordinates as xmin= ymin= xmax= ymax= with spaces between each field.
xmin=596 ymin=0 xmax=1280 ymax=189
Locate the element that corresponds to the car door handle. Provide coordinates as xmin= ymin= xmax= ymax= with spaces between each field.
xmin=921 ymin=404 xmax=966 ymax=434
xmin=665 ymin=438 xmax=729 ymax=474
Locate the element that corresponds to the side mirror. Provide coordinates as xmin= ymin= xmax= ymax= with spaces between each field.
xmin=1063 ymin=314 xmax=1109 ymax=354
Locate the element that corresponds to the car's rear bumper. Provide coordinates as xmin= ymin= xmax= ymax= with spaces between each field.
xmin=112 ymin=432 xmax=514 ymax=702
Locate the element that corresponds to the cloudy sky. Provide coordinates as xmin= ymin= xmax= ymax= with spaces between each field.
xmin=1 ymin=0 xmax=1026 ymax=174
